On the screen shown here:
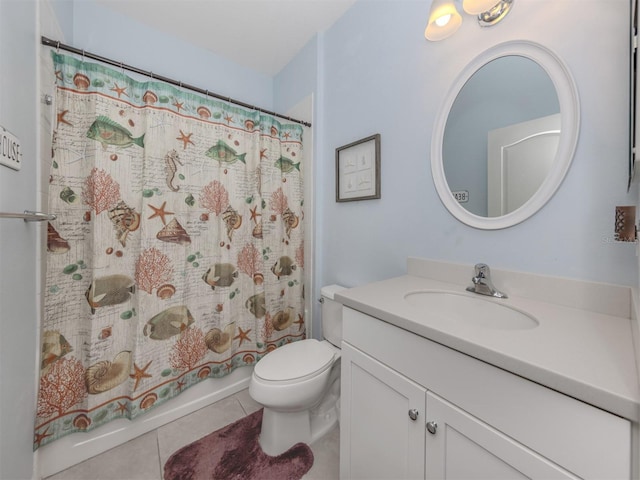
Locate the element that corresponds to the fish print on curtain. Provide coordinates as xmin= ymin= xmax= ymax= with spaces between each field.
xmin=35 ymin=52 xmax=305 ymax=449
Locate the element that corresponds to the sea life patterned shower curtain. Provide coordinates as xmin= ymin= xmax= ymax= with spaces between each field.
xmin=34 ymin=52 xmax=305 ymax=449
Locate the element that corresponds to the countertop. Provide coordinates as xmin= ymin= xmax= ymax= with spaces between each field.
xmin=336 ymin=274 xmax=640 ymax=422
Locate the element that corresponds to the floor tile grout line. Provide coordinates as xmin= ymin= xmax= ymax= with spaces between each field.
xmin=236 ymin=393 xmax=249 ymax=417
xmin=155 ymin=429 xmax=163 ymax=480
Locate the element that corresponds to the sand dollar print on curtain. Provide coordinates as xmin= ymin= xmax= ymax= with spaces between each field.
xmin=35 ymin=52 xmax=305 ymax=449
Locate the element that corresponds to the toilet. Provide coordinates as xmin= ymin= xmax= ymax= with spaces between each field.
xmin=249 ymin=284 xmax=346 ymax=456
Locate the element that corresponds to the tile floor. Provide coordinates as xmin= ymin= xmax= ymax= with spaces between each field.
xmin=45 ymin=388 xmax=340 ymax=480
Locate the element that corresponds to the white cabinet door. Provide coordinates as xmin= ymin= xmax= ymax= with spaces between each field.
xmin=340 ymin=343 xmax=426 ymax=480
xmin=425 ymin=392 xmax=578 ymax=480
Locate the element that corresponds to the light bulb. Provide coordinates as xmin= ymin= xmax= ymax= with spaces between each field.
xmin=462 ymin=0 xmax=500 ymax=15
xmin=435 ymin=14 xmax=451 ymax=27
xmin=424 ymin=0 xmax=462 ymax=41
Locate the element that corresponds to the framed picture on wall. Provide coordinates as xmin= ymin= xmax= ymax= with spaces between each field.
xmin=335 ymin=134 xmax=381 ymax=202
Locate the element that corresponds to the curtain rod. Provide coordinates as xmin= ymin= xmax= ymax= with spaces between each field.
xmin=41 ymin=36 xmax=312 ymax=128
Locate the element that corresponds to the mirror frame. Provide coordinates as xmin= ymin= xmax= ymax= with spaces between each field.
xmin=431 ymin=40 xmax=580 ymax=230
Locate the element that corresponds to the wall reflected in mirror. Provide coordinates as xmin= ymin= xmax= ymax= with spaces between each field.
xmin=442 ymin=55 xmax=560 ymax=217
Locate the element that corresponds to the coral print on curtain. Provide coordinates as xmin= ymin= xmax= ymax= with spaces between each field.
xmin=35 ymin=52 xmax=305 ymax=449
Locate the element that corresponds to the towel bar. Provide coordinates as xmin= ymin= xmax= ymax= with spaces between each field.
xmin=0 ymin=210 xmax=57 ymax=222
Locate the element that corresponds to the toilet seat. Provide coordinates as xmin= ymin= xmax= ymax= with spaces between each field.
xmin=254 ymin=339 xmax=335 ymax=384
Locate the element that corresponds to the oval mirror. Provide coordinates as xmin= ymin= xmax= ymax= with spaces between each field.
xmin=431 ymin=41 xmax=580 ymax=229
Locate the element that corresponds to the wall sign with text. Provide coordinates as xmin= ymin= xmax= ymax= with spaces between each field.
xmin=0 ymin=125 xmax=22 ymax=171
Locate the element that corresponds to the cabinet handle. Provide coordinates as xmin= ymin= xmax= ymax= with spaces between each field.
xmin=408 ymin=409 xmax=419 ymax=421
xmin=426 ymin=421 xmax=438 ymax=434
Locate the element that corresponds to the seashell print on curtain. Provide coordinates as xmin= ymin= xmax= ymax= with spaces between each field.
xmin=34 ymin=52 xmax=305 ymax=449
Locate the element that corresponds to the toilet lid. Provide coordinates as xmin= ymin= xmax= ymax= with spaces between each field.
xmin=254 ymin=339 xmax=335 ymax=382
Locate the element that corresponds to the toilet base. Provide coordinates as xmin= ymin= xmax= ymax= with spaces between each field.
xmin=259 ymin=409 xmax=311 ymax=456
xmin=258 ymin=377 xmax=340 ymax=456
xmin=258 ymin=405 xmax=340 ymax=457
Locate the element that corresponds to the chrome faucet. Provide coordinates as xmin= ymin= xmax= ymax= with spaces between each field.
xmin=466 ymin=263 xmax=507 ymax=298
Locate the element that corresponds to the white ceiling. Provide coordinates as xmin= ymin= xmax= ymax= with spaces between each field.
xmin=97 ymin=0 xmax=357 ymax=76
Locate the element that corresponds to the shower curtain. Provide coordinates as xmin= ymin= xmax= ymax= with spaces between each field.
xmin=34 ymin=52 xmax=305 ymax=449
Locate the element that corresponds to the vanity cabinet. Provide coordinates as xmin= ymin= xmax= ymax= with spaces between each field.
xmin=340 ymin=307 xmax=632 ymax=480
xmin=340 ymin=343 xmax=426 ymax=479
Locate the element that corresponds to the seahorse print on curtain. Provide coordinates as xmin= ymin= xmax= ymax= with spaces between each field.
xmin=35 ymin=52 xmax=305 ymax=449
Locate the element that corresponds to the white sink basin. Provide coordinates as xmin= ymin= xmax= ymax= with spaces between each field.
xmin=404 ymin=290 xmax=539 ymax=330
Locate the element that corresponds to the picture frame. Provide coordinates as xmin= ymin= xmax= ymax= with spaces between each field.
xmin=335 ymin=134 xmax=381 ymax=202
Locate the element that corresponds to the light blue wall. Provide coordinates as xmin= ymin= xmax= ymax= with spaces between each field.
xmin=274 ymin=36 xmax=318 ymax=114
xmin=317 ymin=0 xmax=636 ymax=288
xmin=0 ymin=0 xmax=38 ymax=478
xmin=72 ymin=1 xmax=274 ymax=110
xmin=50 ymin=0 xmax=73 ymax=41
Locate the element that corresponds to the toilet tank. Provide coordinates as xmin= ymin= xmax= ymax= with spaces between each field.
xmin=320 ymin=285 xmax=346 ymax=347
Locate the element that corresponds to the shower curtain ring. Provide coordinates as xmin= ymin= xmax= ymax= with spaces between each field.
xmin=81 ymin=50 xmax=85 ymax=63
xmin=56 ymin=41 xmax=60 ymax=53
